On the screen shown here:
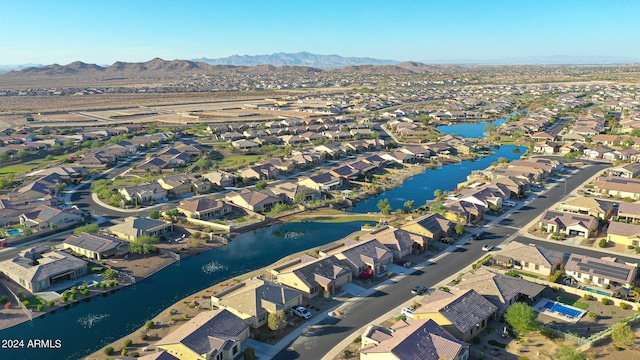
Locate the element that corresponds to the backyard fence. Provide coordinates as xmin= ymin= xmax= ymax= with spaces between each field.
xmin=470 ymin=347 xmax=502 ymax=360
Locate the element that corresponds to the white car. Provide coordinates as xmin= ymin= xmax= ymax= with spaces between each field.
xmin=401 ymin=307 xmax=415 ymax=318
xmin=482 ymin=244 xmax=494 ymax=252
xmin=292 ymin=306 xmax=312 ymax=319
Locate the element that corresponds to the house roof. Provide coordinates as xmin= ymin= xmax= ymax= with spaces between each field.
xmin=415 ymin=289 xmax=498 ymax=333
xmin=178 ymin=198 xmax=227 ymax=213
xmin=361 ymin=227 xmax=428 ymax=252
xmin=329 ymin=238 xmax=393 ymax=270
xmin=565 ymin=254 xmax=637 ymax=284
xmin=213 ymin=278 xmax=301 ymax=319
xmin=108 ymin=217 xmax=172 ymax=238
xmin=403 ymin=213 xmax=453 ymax=235
xmin=1 ymin=249 xmax=87 ymax=285
xmin=595 ymin=176 xmax=640 ymax=194
xmin=63 ymin=232 xmax=126 ymax=253
xmin=540 ymin=209 xmax=598 ymax=232
xmin=618 ymin=202 xmax=640 ymax=217
xmin=458 ymin=268 xmax=545 ymax=306
xmin=495 ymin=241 xmax=565 ymax=268
xmin=156 ymin=309 xmax=249 ymax=355
xmin=558 ymin=196 xmax=613 ymax=215
xmin=287 ymin=255 xmax=351 ymax=289
xmin=360 ymin=319 xmax=468 ymax=360
xmin=607 ymin=221 xmax=640 ymax=238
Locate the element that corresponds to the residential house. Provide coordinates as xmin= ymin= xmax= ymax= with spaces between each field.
xmin=155 ymin=309 xmax=250 ymax=360
xmin=564 ymin=254 xmax=637 ymax=289
xmin=270 ymin=182 xmax=321 ymax=204
xmin=270 ymin=255 xmax=352 ymax=298
xmin=19 ymin=205 xmax=83 ymax=229
xmin=158 ymin=174 xmax=211 ymax=195
xmin=225 ymin=190 xmax=283 ymax=212
xmin=360 ymin=319 xmax=469 ymax=360
xmin=298 ymin=173 xmax=342 ymax=192
xmin=360 ymin=226 xmax=429 ymax=259
xmin=323 ymin=238 xmax=393 ymax=278
xmin=232 ymin=139 xmax=260 ymax=152
xmin=381 ymin=151 xmax=416 ymax=164
xmin=584 ymin=146 xmax=615 ymax=160
xmin=532 ymin=141 xmax=558 ymax=154
xmin=240 ymin=164 xmax=280 ymax=180
xmin=411 ymin=289 xmax=498 ymax=342
xmin=594 ymin=176 xmax=640 ymax=200
xmin=616 ymin=202 xmax=640 ymax=223
xmin=108 ymin=217 xmax=173 ymax=242
xmin=456 ymin=268 xmax=545 ymax=316
xmin=62 ymin=232 xmax=129 ymax=261
xmin=177 ymin=198 xmax=232 ymax=220
xmin=0 ymin=246 xmax=88 ymax=293
xmin=201 ymin=171 xmax=237 ymax=188
xmin=211 ymin=278 xmax=303 ymax=328
xmin=556 ymin=196 xmax=615 ymax=220
xmin=607 ymin=222 xmax=640 ymax=248
xmin=401 ymin=213 xmax=454 ymax=241
xmin=538 ymin=209 xmax=598 ymax=238
xmin=609 ymin=163 xmax=640 ymax=179
xmin=118 ymin=183 xmax=168 ymax=205
xmin=7 ymin=180 xmax=53 ymax=202
xmin=491 ymin=242 xmax=565 ymax=276
xmin=592 ymin=134 xmax=624 ymax=146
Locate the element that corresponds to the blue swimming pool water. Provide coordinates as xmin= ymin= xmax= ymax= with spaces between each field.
xmin=6 ymin=229 xmax=23 ymax=236
xmin=582 ymin=286 xmax=612 ymax=297
xmin=542 ymin=301 xmax=582 ymax=318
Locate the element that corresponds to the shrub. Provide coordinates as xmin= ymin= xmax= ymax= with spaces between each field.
xmin=540 ymin=328 xmax=556 ymax=339
xmin=599 ymin=239 xmax=607 ymax=248
xmin=47 ymin=300 xmax=55 ymax=307
xmin=140 ymin=333 xmax=148 ymax=341
xmin=129 ymin=351 xmax=139 ymax=357
xmin=0 ymin=295 xmax=8 ymax=304
xmin=145 ymin=320 xmax=155 ymax=329
xmin=121 ymin=348 xmax=127 ymax=356
xmin=353 ymin=336 xmax=361 ymax=343
xmin=123 ymin=339 xmax=132 ymax=348
xmin=620 ymin=303 xmax=631 ymax=310
xmin=548 ymin=270 xmax=563 ymax=283
xmin=104 ymin=346 xmax=114 ymax=355
xmin=36 ymin=304 xmax=44 ymax=312
xmin=22 ymin=300 xmax=30 ymax=307
xmin=344 ymin=350 xmax=353 ymax=357
xmin=244 ymin=347 xmax=257 ymax=360
xmin=601 ymin=297 xmax=610 ymax=305
xmin=70 ymin=292 xmax=77 ymax=301
xmin=583 ymin=293 xmax=592 ymax=301
xmin=588 ymin=311 xmax=597 ymax=319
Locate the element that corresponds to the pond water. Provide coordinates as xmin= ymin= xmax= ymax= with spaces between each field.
xmin=435 ymin=117 xmax=508 ymax=138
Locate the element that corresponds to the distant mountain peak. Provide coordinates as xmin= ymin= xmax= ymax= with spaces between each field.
xmin=193 ymin=52 xmax=399 ymax=68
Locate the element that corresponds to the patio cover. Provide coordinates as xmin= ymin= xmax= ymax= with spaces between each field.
xmin=520 ymin=282 xmax=546 ymax=298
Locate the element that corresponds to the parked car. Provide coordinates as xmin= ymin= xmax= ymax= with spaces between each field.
xmin=470 ymin=232 xmax=482 ymax=241
xmin=292 ymin=306 xmax=312 ymax=319
xmin=411 ymin=285 xmax=429 ymax=295
xmin=401 ymin=307 xmax=415 ymax=318
xmin=503 ymin=200 xmax=517 ymax=207
xmin=482 ymin=244 xmax=494 ymax=252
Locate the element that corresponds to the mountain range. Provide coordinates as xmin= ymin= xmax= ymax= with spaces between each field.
xmin=193 ymin=52 xmax=399 ymax=68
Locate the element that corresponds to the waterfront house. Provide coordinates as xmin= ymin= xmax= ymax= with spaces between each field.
xmin=564 ymin=254 xmax=637 ymax=289
xmin=298 ymin=172 xmax=343 ymax=192
xmin=538 ymin=209 xmax=598 ymax=238
xmin=360 ymin=319 xmax=469 ymax=360
xmin=360 ymin=226 xmax=429 ymax=259
xmin=607 ymin=221 xmax=640 ymax=247
xmin=556 ymin=196 xmax=615 ymax=220
xmin=177 ymin=198 xmax=232 ymax=220
xmin=456 ymin=268 xmax=545 ymax=316
xmin=594 ymin=176 xmax=640 ymax=200
xmin=270 ymin=255 xmax=352 ymax=298
xmin=401 ymin=213 xmax=454 ymax=241
xmin=411 ymin=289 xmax=498 ymax=342
xmin=0 ymin=246 xmax=88 ymax=293
xmin=108 ymin=216 xmax=173 ymax=242
xmin=491 ymin=242 xmax=565 ymax=277
xmin=155 ymin=309 xmax=250 ymax=360
xmin=225 ymin=189 xmax=283 ymax=213
xmin=270 ymin=182 xmax=321 ymax=204
xmin=62 ymin=232 xmax=129 ymax=261
xmin=211 ymin=278 xmax=303 ymax=329
xmin=323 ymin=238 xmax=393 ymax=278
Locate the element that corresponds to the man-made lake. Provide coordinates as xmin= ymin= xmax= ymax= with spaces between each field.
xmin=350 ymin=144 xmax=525 ymax=213
xmin=3 ymin=222 xmax=371 ymax=360
xmin=435 ymin=117 xmax=508 ymax=138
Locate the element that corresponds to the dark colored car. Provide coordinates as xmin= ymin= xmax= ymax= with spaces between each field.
xmin=411 ymin=286 xmax=429 ymax=295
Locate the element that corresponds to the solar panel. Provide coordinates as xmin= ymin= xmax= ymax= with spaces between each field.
xmin=577 ymin=260 xmax=631 ymax=281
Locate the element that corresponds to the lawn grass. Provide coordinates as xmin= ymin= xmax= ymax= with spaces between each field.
xmin=506 ymin=270 xmax=539 ymax=279
xmin=557 ymin=296 xmax=589 ymax=309
xmin=0 ymin=155 xmax=67 ymax=176
xmin=218 ymin=155 xmax=262 ymax=169
xmin=26 ymin=295 xmax=47 ymax=307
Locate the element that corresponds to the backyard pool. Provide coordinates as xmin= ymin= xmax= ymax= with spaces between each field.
xmin=534 ymin=299 xmax=586 ymax=323
xmin=582 ymin=286 xmax=612 ymax=297
xmin=6 ymin=229 xmax=23 ymax=236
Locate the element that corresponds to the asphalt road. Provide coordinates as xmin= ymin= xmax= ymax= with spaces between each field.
xmin=273 ymin=161 xmax=612 ymax=360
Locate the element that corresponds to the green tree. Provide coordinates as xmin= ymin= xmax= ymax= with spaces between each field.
xmin=255 ymin=180 xmax=268 ymax=190
xmin=74 ymin=223 xmax=99 ymax=235
xmin=504 ymin=302 xmax=539 ymax=335
xmin=455 ymin=223 xmax=465 ymax=235
xmin=129 ymin=234 xmax=160 ymax=254
xmin=148 ymin=210 xmax=160 ymax=219
xmin=377 ymin=199 xmax=392 ymax=215
xmin=194 ymin=159 xmax=212 ymax=171
xmin=433 ymin=189 xmax=443 ymax=200
xmin=429 ymin=202 xmax=446 ymax=215
xmin=611 ymin=322 xmax=635 ymax=346
xmin=267 ymin=310 xmax=287 ymax=331
xmin=556 ymin=346 xmax=584 ymax=360
xmin=403 ymin=200 xmax=414 ymax=211
xmin=164 ymin=208 xmax=180 ymax=220
xmin=293 ymin=192 xmax=306 ymax=205
xmin=101 ymin=268 xmax=119 ymax=280
xmin=244 ymin=347 xmax=257 ymax=360
xmin=145 ymin=320 xmax=155 ymax=329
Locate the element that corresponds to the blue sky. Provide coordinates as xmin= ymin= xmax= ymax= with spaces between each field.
xmin=2 ymin=0 xmax=639 ymax=65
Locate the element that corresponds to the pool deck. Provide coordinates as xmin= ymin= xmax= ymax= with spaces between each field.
xmin=533 ymin=298 xmax=586 ymax=324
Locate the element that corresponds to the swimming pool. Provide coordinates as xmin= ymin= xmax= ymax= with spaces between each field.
xmin=541 ymin=300 xmax=582 ymax=318
xmin=6 ymin=229 xmax=23 ymax=236
xmin=582 ymin=286 xmax=612 ymax=297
